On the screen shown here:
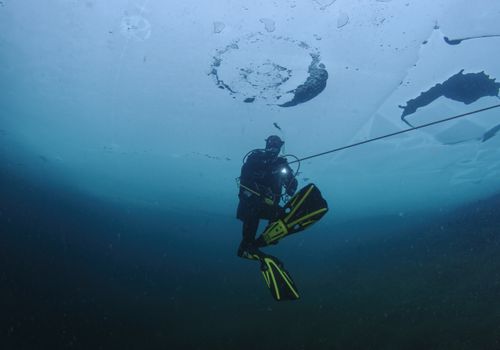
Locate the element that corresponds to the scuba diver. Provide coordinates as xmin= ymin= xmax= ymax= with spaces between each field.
xmin=236 ymin=135 xmax=329 ymax=301
xmin=237 ymin=135 xmax=298 ymax=259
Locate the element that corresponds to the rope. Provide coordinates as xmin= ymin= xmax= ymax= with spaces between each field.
xmin=289 ymin=103 xmax=500 ymax=164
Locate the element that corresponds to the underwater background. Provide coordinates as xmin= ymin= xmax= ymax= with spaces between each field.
xmin=2 ymin=0 xmax=500 ymax=349
xmin=2 ymin=164 xmax=499 ymax=350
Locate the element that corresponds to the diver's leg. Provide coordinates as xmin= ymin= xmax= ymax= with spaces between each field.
xmin=254 ymin=205 xmax=284 ymax=247
xmin=237 ymin=217 xmax=260 ymax=258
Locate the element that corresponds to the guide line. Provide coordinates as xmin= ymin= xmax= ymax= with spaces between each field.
xmin=289 ymin=103 xmax=500 ymax=164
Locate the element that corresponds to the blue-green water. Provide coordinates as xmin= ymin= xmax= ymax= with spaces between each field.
xmin=1 ymin=168 xmax=500 ymax=349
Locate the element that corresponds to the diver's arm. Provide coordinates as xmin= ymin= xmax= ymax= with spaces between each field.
xmin=240 ymin=151 xmax=260 ymax=185
xmin=239 ymin=152 xmax=264 ymax=198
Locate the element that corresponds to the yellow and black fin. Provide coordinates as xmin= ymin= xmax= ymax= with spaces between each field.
xmin=258 ymin=183 xmax=328 ymax=246
xmin=260 ymin=255 xmax=300 ymax=301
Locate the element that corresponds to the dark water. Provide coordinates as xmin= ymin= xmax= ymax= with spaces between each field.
xmin=1 ymin=168 xmax=500 ymax=350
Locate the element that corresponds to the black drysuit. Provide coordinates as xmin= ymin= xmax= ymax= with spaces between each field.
xmin=236 ymin=150 xmax=298 ymax=251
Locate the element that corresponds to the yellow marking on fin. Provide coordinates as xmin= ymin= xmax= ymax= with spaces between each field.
xmin=263 ymin=220 xmax=288 ymax=243
xmin=284 ymin=185 xmax=315 ymax=222
xmin=275 ymin=266 xmax=299 ymax=299
xmin=287 ymin=208 xmax=328 ymax=228
xmin=265 ymin=258 xmax=281 ymax=300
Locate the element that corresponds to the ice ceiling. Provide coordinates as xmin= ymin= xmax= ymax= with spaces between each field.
xmin=1 ymin=0 xmax=500 ymax=221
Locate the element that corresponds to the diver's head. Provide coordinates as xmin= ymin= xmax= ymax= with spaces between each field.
xmin=265 ymin=135 xmax=284 ymax=157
